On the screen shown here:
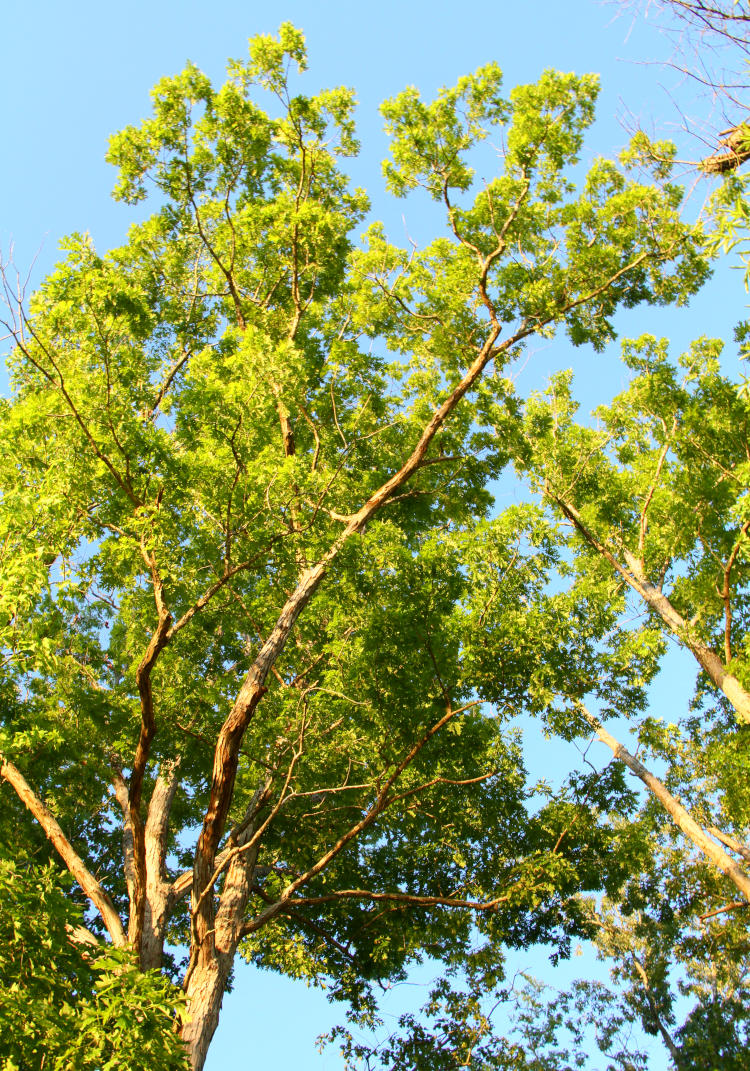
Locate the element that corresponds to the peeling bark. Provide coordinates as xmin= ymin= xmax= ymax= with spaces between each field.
xmin=142 ymin=765 xmax=181 ymax=969
xmin=183 ymin=815 xmax=261 ymax=1070
xmin=112 ymin=767 xmax=139 ymax=941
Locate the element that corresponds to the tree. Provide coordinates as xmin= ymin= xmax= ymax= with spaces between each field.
xmin=516 ymin=331 xmax=750 ymax=723
xmin=453 ymin=176 xmax=750 ymax=1062
xmin=334 ymin=145 xmax=750 ymax=1062
xmin=326 ymin=399 xmax=750 ymax=1066
xmin=0 ymin=24 xmax=708 ymax=1069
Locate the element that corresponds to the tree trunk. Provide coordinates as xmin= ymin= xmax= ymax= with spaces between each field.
xmin=620 ymin=549 xmax=750 ymax=725
xmin=183 ymin=825 xmax=260 ymax=1069
xmin=551 ymin=497 xmax=750 ymax=725
xmin=141 ymin=766 xmax=180 ymax=969
xmin=182 ymin=956 xmax=229 ymax=1071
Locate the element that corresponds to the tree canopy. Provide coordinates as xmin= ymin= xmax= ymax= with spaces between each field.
xmin=2 ymin=19 xmax=750 ymax=1071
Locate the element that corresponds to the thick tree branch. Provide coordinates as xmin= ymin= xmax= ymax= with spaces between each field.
xmin=0 ymin=756 xmax=126 ymax=946
xmin=552 ymin=493 xmax=750 ymax=723
xmin=192 ymin=240 xmax=692 ymax=951
xmin=141 ymin=762 xmax=182 ymax=969
xmin=582 ymin=704 xmax=750 ymax=902
xmin=111 ymin=766 xmax=139 ymax=941
xmin=242 ymin=888 xmax=509 ymax=924
xmin=707 ymin=825 xmax=750 ymax=864
xmin=698 ymin=899 xmax=750 ymax=921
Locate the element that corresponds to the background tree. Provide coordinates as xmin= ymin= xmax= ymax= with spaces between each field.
xmin=331 ymin=363 xmax=750 ymax=1064
xmin=331 ymin=194 xmax=750 ymax=1065
xmin=459 ymin=192 xmax=750 ymax=1067
xmin=516 ymin=333 xmax=750 ymax=726
xmin=0 ymin=23 xmax=709 ymax=1070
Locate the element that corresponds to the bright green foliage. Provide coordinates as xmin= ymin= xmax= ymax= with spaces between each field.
xmin=0 ymin=23 xmax=718 ymax=1068
xmin=515 ymin=333 xmax=750 ymax=702
xmin=473 ymin=330 xmax=750 ymax=1067
xmin=707 ymin=172 xmax=750 ymax=279
xmin=348 ymin=304 xmax=750 ymax=1067
xmin=0 ymin=858 xmax=186 ymax=1071
xmin=456 ymin=505 xmax=667 ymax=734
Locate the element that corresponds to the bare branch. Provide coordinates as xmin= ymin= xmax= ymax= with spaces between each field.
xmin=698 ymin=898 xmax=750 ymax=921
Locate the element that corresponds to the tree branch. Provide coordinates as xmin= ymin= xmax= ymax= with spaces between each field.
xmin=192 ymin=238 xmax=698 ymax=949
xmin=0 ymin=756 xmax=126 ymax=946
xmin=551 ymin=492 xmax=750 ymax=723
xmin=582 ymin=704 xmax=750 ymax=902
xmin=263 ymin=888 xmax=509 ymax=912
xmin=631 ymin=952 xmax=680 ymax=1063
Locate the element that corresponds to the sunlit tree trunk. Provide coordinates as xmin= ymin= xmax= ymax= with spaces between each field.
xmin=182 ymin=839 xmax=258 ymax=1070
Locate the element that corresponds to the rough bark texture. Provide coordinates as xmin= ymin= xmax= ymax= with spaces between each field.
xmin=130 ymin=571 xmax=173 ymax=958
xmin=183 ymin=823 xmax=260 ymax=1069
xmin=112 ymin=769 xmax=139 ymax=941
xmin=142 ymin=767 xmax=180 ymax=969
xmin=182 ymin=960 xmax=226 ymax=1071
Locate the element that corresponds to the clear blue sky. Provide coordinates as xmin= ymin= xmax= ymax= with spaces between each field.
xmin=2 ymin=1 xmax=745 ymax=1067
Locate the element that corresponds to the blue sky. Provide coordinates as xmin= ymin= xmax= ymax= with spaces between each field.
xmin=3 ymin=1 xmax=747 ymax=1067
